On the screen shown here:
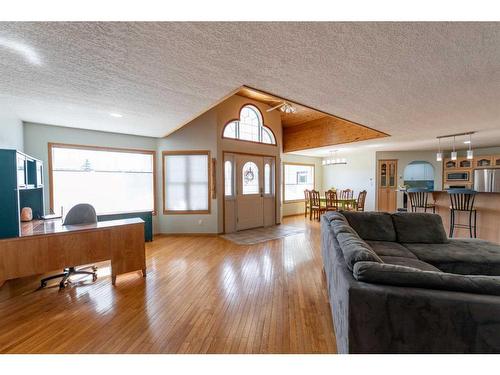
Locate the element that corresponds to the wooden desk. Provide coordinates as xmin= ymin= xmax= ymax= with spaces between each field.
xmin=0 ymin=218 xmax=146 ymax=286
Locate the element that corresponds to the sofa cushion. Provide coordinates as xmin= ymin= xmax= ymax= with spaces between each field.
xmin=323 ymin=211 xmax=348 ymax=224
xmin=331 ymin=221 xmax=359 ymax=237
xmin=379 ymin=256 xmax=440 ymax=272
xmin=353 ymin=261 xmax=500 ymax=296
xmin=341 ymin=211 xmax=397 ymax=242
xmin=366 ymin=240 xmax=418 ymax=259
xmin=392 ymin=212 xmax=448 ymax=243
xmin=336 ymin=232 xmax=383 ymax=271
xmin=403 ymin=239 xmax=500 ymax=276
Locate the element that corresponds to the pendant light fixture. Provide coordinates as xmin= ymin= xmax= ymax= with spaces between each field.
xmin=436 ymin=131 xmax=475 ymax=163
xmin=466 ymin=133 xmax=474 ymax=160
xmin=451 ymin=136 xmax=457 ymax=161
xmin=436 ymin=138 xmax=443 ymax=162
xmin=322 ymin=150 xmax=347 ymax=166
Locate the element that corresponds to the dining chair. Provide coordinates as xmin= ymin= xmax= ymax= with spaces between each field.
xmin=354 ymin=190 xmax=367 ymax=211
xmin=407 ymin=188 xmax=436 ymax=213
xmin=304 ymin=189 xmax=311 ymax=218
xmin=339 ymin=189 xmax=354 ymax=210
xmin=325 ymin=190 xmax=339 ymax=212
xmin=309 ymin=190 xmax=325 ymax=221
xmin=339 ymin=189 xmax=354 ymax=199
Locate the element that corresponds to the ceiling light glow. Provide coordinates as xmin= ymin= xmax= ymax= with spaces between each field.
xmin=0 ymin=37 xmax=42 ymax=66
xmin=110 ymin=113 xmax=123 ymax=118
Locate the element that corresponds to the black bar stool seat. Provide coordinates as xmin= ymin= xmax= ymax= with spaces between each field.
xmin=407 ymin=188 xmax=436 ymax=213
xmin=447 ymin=189 xmax=477 ymax=238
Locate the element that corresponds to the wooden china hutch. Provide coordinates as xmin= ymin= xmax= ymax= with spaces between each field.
xmin=377 ymin=159 xmax=398 ymax=212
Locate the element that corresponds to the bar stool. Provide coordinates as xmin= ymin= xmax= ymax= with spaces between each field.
xmin=447 ymin=189 xmax=477 ymax=238
xmin=407 ymin=188 xmax=436 ymax=213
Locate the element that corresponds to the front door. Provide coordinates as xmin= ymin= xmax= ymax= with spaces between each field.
xmin=236 ymin=155 xmax=264 ymax=231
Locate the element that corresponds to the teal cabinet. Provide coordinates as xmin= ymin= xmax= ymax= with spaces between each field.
xmin=0 ymin=149 xmax=45 ymax=239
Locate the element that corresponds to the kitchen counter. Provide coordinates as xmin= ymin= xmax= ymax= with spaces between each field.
xmin=431 ymin=191 xmax=500 ymax=244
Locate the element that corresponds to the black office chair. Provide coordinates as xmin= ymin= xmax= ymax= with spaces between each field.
xmin=447 ymin=189 xmax=477 ymax=238
xmin=407 ymin=188 xmax=436 ymax=213
xmin=40 ymin=204 xmax=98 ymax=289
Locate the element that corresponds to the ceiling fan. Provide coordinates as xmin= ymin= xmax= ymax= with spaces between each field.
xmin=266 ymin=101 xmax=297 ymax=114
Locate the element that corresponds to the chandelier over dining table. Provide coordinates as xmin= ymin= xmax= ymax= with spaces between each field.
xmin=322 ymin=150 xmax=347 ymax=166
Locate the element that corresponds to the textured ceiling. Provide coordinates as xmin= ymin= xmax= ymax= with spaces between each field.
xmin=1 ymin=22 xmax=500 ymax=152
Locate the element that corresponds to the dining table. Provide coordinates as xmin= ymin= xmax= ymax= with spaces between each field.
xmin=320 ymin=197 xmax=357 ymax=210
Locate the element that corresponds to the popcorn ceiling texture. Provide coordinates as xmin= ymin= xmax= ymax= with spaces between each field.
xmin=0 ymin=22 xmax=499 ymax=150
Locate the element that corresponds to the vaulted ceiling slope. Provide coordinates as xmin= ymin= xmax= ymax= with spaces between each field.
xmin=1 ymin=22 xmax=499 ymax=151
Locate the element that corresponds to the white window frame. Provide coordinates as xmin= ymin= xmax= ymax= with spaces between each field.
xmin=283 ymin=162 xmax=315 ymax=203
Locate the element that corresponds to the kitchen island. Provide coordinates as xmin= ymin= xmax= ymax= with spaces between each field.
xmin=432 ymin=191 xmax=500 ymax=244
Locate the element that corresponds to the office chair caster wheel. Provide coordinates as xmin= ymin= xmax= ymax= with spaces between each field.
xmin=40 ymin=281 xmax=47 ymax=288
xmin=59 ymin=281 xmax=67 ymax=289
xmin=92 ymin=266 xmax=98 ymax=272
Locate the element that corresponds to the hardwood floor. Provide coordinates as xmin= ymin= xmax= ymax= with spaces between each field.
xmin=0 ymin=216 xmax=336 ymax=354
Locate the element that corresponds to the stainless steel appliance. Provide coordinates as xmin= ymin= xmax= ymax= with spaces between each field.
xmin=446 ymin=171 xmax=470 ymax=181
xmin=474 ymin=168 xmax=500 ymax=192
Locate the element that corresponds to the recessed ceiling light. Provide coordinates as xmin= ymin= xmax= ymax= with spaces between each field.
xmin=110 ymin=113 xmax=123 ymax=118
xmin=464 ymin=140 xmax=471 ymax=144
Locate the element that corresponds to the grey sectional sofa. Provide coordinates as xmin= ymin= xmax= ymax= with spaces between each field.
xmin=321 ymin=211 xmax=500 ymax=353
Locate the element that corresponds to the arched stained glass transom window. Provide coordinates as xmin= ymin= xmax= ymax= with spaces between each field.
xmin=223 ymin=105 xmax=276 ymax=145
xmin=242 ymin=161 xmax=259 ymax=195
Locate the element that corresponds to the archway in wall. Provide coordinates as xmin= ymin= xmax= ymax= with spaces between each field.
xmin=403 ymin=161 xmax=435 ymax=190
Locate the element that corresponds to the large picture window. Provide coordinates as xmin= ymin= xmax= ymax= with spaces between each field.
xmin=49 ymin=143 xmax=155 ymax=215
xmin=283 ymin=163 xmax=315 ymax=202
xmin=222 ymin=104 xmax=276 ymax=145
xmin=163 ymin=150 xmax=210 ymax=214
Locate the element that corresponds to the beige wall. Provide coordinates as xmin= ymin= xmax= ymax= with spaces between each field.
xmin=157 ymin=109 xmax=218 ymax=234
xmin=282 ymin=153 xmax=323 ymax=217
xmin=0 ymin=114 xmax=23 ymax=151
xmin=322 ymin=149 xmax=377 ymax=211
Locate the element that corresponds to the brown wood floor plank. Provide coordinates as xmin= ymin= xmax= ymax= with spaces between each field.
xmin=0 ymin=217 xmax=336 ymax=353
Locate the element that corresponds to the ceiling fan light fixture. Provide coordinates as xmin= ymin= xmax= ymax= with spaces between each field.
xmin=279 ymin=102 xmax=296 ymax=114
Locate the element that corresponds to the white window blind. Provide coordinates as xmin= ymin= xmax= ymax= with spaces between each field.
xmin=164 ymin=152 xmax=209 ymax=212
xmin=50 ymin=145 xmax=155 ymax=214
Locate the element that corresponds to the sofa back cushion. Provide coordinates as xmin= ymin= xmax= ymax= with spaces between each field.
xmin=353 ymin=261 xmax=500 ymax=296
xmin=336 ymin=232 xmax=383 ymax=271
xmin=331 ymin=220 xmax=359 ymax=237
xmin=341 ymin=211 xmax=397 ymax=242
xmin=392 ymin=213 xmax=448 ymax=243
xmin=323 ymin=211 xmax=348 ymax=224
